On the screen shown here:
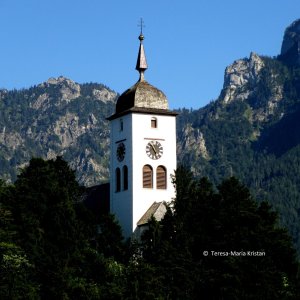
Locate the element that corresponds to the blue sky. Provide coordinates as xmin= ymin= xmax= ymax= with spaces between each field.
xmin=0 ymin=0 xmax=299 ymax=109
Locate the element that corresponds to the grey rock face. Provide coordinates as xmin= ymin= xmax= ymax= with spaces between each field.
xmin=92 ymin=88 xmax=116 ymax=103
xmin=281 ymin=19 xmax=300 ymax=55
xmin=280 ymin=19 xmax=300 ymax=66
xmin=220 ymin=52 xmax=264 ymax=103
xmin=0 ymin=127 xmax=23 ymax=150
xmin=178 ymin=123 xmax=210 ymax=161
xmin=219 ymin=52 xmax=286 ymax=122
xmin=44 ymin=76 xmax=81 ymax=102
xmin=32 ymin=93 xmax=50 ymax=110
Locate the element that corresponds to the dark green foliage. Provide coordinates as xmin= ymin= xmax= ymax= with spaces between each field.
xmin=1 ymin=159 xmax=300 ymax=298
xmin=0 ymin=181 xmax=39 ymax=299
xmin=0 ymin=157 xmax=126 ymax=299
xmin=140 ymin=168 xmax=300 ymax=299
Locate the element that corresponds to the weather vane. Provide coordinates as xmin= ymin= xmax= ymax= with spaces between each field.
xmin=138 ymin=18 xmax=145 ymax=35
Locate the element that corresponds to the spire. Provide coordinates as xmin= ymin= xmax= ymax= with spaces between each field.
xmin=136 ymin=18 xmax=148 ymax=81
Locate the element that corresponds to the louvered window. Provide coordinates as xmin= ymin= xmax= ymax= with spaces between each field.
xmin=116 ymin=168 xmax=121 ymax=192
xmin=143 ymin=165 xmax=153 ymax=188
xmin=123 ymin=165 xmax=128 ymax=190
xmin=156 ymin=166 xmax=167 ymax=189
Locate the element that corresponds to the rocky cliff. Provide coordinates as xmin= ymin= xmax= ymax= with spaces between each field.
xmin=176 ymin=20 xmax=300 ymax=168
xmin=0 ymin=76 xmax=116 ymax=186
xmin=280 ymin=19 xmax=300 ymax=66
xmin=220 ymin=52 xmax=265 ymax=104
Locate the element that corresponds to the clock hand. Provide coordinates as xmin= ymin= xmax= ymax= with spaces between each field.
xmin=150 ymin=142 xmax=157 ymax=154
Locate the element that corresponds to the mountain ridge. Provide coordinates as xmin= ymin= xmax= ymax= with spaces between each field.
xmin=0 ymin=76 xmax=116 ymax=186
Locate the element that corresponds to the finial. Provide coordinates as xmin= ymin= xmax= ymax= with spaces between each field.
xmin=136 ymin=18 xmax=148 ymax=81
xmin=139 ymin=34 xmax=144 ymax=41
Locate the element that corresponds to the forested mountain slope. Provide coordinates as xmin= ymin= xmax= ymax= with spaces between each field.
xmin=0 ymin=76 xmax=116 ymax=186
xmin=177 ymin=19 xmax=300 ymax=251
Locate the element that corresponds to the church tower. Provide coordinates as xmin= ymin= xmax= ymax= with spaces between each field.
xmin=107 ymin=30 xmax=177 ymax=238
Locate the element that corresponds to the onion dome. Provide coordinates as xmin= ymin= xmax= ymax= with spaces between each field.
xmin=108 ymin=32 xmax=172 ymax=120
xmin=115 ymin=78 xmax=169 ymax=114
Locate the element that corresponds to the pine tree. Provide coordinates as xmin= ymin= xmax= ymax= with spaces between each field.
xmin=140 ymin=168 xmax=300 ymax=299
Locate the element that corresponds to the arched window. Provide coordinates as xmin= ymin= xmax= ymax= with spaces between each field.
xmin=120 ymin=119 xmax=123 ymax=131
xmin=116 ymin=168 xmax=121 ymax=192
xmin=151 ymin=117 xmax=157 ymax=128
xmin=156 ymin=166 xmax=167 ymax=189
xmin=143 ymin=165 xmax=153 ymax=188
xmin=123 ymin=165 xmax=128 ymax=190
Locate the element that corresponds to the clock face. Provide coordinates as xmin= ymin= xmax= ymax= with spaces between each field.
xmin=146 ymin=141 xmax=163 ymax=160
xmin=116 ymin=142 xmax=126 ymax=162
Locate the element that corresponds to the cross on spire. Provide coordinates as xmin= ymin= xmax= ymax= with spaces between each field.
xmin=138 ymin=18 xmax=145 ymax=35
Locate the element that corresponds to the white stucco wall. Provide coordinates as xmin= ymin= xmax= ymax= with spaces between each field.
xmin=110 ymin=112 xmax=177 ymax=238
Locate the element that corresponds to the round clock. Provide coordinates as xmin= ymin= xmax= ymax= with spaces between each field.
xmin=146 ymin=141 xmax=163 ymax=160
xmin=116 ymin=142 xmax=126 ymax=162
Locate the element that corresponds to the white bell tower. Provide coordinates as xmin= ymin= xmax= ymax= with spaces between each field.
xmin=107 ymin=29 xmax=177 ymax=238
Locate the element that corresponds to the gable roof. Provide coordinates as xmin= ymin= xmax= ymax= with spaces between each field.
xmin=137 ymin=201 xmax=167 ymax=226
